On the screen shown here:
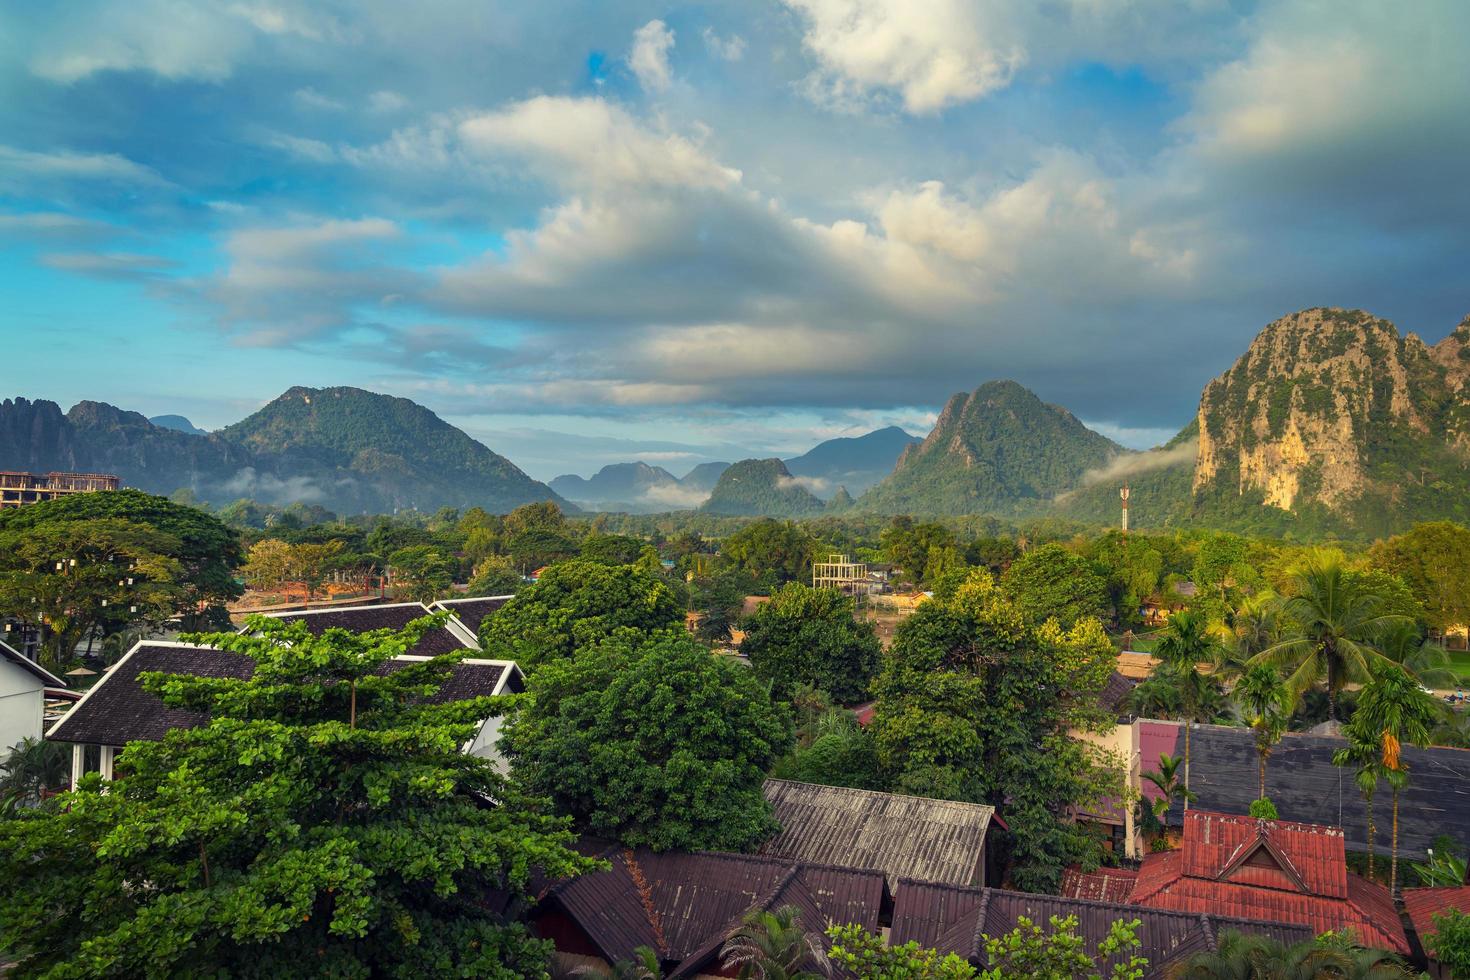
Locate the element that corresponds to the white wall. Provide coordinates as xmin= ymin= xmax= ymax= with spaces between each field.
xmin=0 ymin=660 xmax=45 ymax=756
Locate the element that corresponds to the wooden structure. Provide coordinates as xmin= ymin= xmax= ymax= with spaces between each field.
xmin=812 ymin=553 xmax=869 ymax=597
xmin=0 ymin=471 xmax=119 ymax=508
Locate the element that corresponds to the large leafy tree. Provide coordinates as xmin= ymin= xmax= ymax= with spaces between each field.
xmin=721 ymin=519 xmax=816 ymax=585
xmin=0 ymin=614 xmax=596 ymax=978
xmin=999 ymin=544 xmax=1110 ymax=628
xmin=1248 ymin=554 xmax=1409 ymax=719
xmin=1343 ymin=665 xmax=1441 ymax=897
xmin=0 ymin=517 xmax=184 ymax=669
xmin=388 ymin=544 xmax=457 ymax=602
xmin=479 ymin=559 xmax=683 ymax=671
xmin=501 ymin=629 xmax=794 ymax=852
xmin=740 ymin=582 xmax=882 ymax=704
xmin=1368 ymin=521 xmax=1470 ymax=633
xmin=0 ymin=488 xmax=243 ymax=626
xmin=869 ymin=571 xmax=1123 ymax=892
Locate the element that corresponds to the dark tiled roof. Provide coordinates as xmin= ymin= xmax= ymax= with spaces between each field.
xmin=0 ymin=638 xmax=66 ymax=687
xmin=759 ymin=779 xmax=992 ymax=888
xmin=537 ymin=849 xmax=885 ymax=977
xmin=1100 ymin=670 xmax=1138 ymax=717
xmin=429 ymin=595 xmax=512 ymax=636
xmin=1129 ymin=810 xmax=1407 ymax=954
xmin=261 ymin=602 xmax=474 ymax=658
xmin=891 ymin=879 xmax=1313 ymax=979
xmin=1403 ymin=886 xmax=1470 ymax=948
xmin=1139 ymin=721 xmax=1470 ymax=859
xmin=46 ymin=642 xmax=513 ymax=746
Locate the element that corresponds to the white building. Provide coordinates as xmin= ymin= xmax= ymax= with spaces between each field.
xmin=0 ymin=639 xmax=65 ymax=758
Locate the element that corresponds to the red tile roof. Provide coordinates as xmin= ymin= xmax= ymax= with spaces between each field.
xmin=1061 ymin=865 xmax=1139 ymax=904
xmin=1130 ymin=811 xmax=1408 ymax=954
xmin=1403 ymin=886 xmax=1470 ymax=949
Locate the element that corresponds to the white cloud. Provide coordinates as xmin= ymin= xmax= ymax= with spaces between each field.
xmin=629 ymin=19 xmax=676 ymax=93
xmin=702 ymin=28 xmax=745 ymax=61
xmin=368 ymin=89 xmax=408 ymax=113
xmin=0 ymin=145 xmax=168 ymax=187
xmin=40 ymin=251 xmax=176 ymax=279
xmin=293 ymin=87 xmax=344 ymax=111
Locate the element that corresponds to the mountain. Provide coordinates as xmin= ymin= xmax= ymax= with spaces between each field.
xmin=782 ymin=426 xmax=920 ymax=498
xmin=550 ymin=461 xmax=694 ymax=512
xmin=0 ymin=388 xmax=569 ymax=516
xmin=700 ymin=458 xmax=826 ymax=516
xmin=1188 ymin=308 xmax=1470 ymax=536
xmin=858 ymin=380 xmax=1122 ymax=515
xmin=149 ymin=414 xmax=208 ymax=436
xmin=679 ymin=461 xmax=730 ymax=493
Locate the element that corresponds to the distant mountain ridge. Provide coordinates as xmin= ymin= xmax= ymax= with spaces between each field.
xmin=700 ymin=458 xmax=826 ymax=516
xmin=149 ymin=414 xmax=208 ymax=436
xmin=782 ymin=425 xmax=920 ymax=498
xmin=0 ymin=387 xmax=568 ymax=515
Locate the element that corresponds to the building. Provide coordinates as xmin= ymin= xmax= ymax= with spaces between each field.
xmin=532 ymin=848 xmax=886 ymax=977
xmin=46 ymin=619 xmax=522 ymax=786
xmin=0 ymin=639 xmax=65 ymax=756
xmin=427 ymin=594 xmax=514 ymax=637
xmin=0 ymin=471 xmax=119 ymax=508
xmin=1404 ymin=886 xmax=1470 ymax=978
xmin=1118 ymin=810 xmax=1409 ymax=954
xmin=759 ymin=778 xmax=995 ymax=889
xmin=890 ymin=879 xmax=1311 ymax=979
xmin=255 ymin=600 xmax=482 ymax=654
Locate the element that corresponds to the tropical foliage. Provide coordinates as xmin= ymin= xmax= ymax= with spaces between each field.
xmin=740 ymin=582 xmax=882 ymax=704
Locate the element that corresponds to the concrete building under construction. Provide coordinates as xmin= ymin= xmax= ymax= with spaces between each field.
xmin=0 ymin=471 xmax=120 ymax=509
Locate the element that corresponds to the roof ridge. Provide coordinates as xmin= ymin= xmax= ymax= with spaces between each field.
xmin=969 ymin=889 xmax=991 ymax=962
xmin=764 ymin=777 xmax=996 ymax=812
xmin=623 ymin=850 xmax=670 ymax=957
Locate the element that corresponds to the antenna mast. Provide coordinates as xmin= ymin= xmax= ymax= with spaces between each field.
xmin=1120 ymin=482 xmax=1131 ymax=536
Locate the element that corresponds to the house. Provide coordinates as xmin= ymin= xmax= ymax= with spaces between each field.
xmin=759 ymin=778 xmax=995 ymax=889
xmin=0 ymin=639 xmax=65 ymax=756
xmin=890 ymin=879 xmax=1311 ymax=979
xmin=255 ymin=600 xmax=482 ymax=653
xmin=1404 ymin=886 xmax=1470 ymax=978
xmin=1125 ymin=810 xmax=1408 ymax=954
xmin=1134 ymin=720 xmax=1470 ymax=859
xmin=428 ymin=594 xmax=514 ymax=637
xmin=532 ymin=848 xmax=886 ymax=977
xmin=45 ymin=639 xmax=523 ymax=787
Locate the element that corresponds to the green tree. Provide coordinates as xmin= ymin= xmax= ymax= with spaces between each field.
xmin=1248 ymin=554 xmax=1409 ymax=719
xmin=501 ymin=630 xmax=794 ymax=852
xmin=999 ymin=544 xmax=1109 ymax=628
xmin=0 ymin=737 xmax=70 ymax=811
xmin=1343 ymin=665 xmax=1441 ymax=897
xmin=1332 ymin=729 xmax=1387 ymax=880
xmin=580 ymin=534 xmax=648 ymax=565
xmin=870 ymin=573 xmax=1123 ymax=892
xmin=240 ymin=538 xmax=294 ymax=591
xmin=740 ymin=583 xmax=881 ymax=705
xmin=1368 ymin=521 xmax=1470 ymax=633
xmin=388 ymin=544 xmax=457 ymax=603
xmin=772 ymin=709 xmax=883 ymax=791
xmin=0 ymin=613 xmax=597 ymax=978
xmin=1154 ymin=611 xmax=1219 ymax=804
xmin=466 ymin=555 xmax=521 ymax=597
xmin=719 ymin=905 xmax=830 ymax=980
xmin=1172 ymin=930 xmax=1409 ymax=980
xmin=480 ymin=559 xmax=683 ymax=671
xmin=1139 ymin=753 xmax=1195 ymax=848
xmin=289 ymin=538 xmax=345 ymax=600
xmin=1232 ymin=664 xmax=1290 ymax=801
xmin=503 ymin=500 xmax=566 ymax=536
xmin=506 ymin=526 xmax=580 ymax=574
xmin=1427 ymin=909 xmax=1470 ymax=978
xmin=722 ymin=519 xmax=816 ymax=585
xmin=0 ymin=518 xmax=184 ymax=670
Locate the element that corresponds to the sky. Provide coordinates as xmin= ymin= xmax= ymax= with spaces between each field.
xmin=2 ymin=0 xmax=1469 ymax=481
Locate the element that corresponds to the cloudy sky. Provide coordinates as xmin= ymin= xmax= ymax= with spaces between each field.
xmin=3 ymin=1 xmax=1468 ymax=480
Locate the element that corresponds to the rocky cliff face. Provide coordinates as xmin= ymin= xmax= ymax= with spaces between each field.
xmin=1193 ymin=308 xmax=1468 ymax=522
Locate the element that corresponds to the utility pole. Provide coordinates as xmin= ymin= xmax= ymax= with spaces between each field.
xmin=1120 ymin=483 xmax=1130 ymax=536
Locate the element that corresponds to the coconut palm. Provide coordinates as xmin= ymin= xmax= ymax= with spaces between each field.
xmin=719 ymin=905 xmax=830 ymax=980
xmin=1232 ymin=665 xmax=1290 ymax=801
xmin=573 ymin=946 xmax=663 ymax=979
xmin=1379 ymin=620 xmax=1457 ymax=691
xmin=1248 ymin=555 xmax=1409 ymax=720
xmin=1345 ymin=665 xmax=1440 ymax=898
xmin=1155 ymin=611 xmax=1219 ymax=804
xmin=1230 ymin=591 xmax=1283 ymax=660
xmin=1170 ymin=930 xmax=1411 ymax=980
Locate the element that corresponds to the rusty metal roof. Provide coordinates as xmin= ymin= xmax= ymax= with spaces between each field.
xmin=759 ymin=778 xmax=993 ymax=888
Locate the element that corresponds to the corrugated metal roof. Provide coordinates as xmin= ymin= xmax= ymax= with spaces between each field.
xmin=47 ymin=641 xmax=511 ymax=746
xmin=890 ymin=879 xmax=1312 ymax=978
xmin=1061 ymin=866 xmax=1139 ymax=904
xmin=1137 ymin=721 xmax=1470 ymax=859
xmin=1129 ymin=810 xmax=1408 ymax=953
xmin=539 ymin=848 xmax=885 ymax=976
xmin=759 ymin=778 xmax=993 ymax=888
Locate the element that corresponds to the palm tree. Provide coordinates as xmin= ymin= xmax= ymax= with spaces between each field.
xmin=1345 ymin=665 xmax=1440 ymax=898
xmin=719 ymin=905 xmax=830 ymax=980
xmin=1232 ymin=665 xmax=1290 ymax=801
xmin=1230 ymin=591 xmax=1283 ymax=660
xmin=1379 ymin=620 xmax=1457 ymax=690
xmin=1248 ymin=555 xmax=1409 ymax=721
xmin=1155 ymin=611 xmax=1218 ymax=804
xmin=1332 ymin=730 xmax=1385 ymax=880
xmin=574 ymin=946 xmax=663 ymax=979
xmin=1141 ymin=753 xmax=1196 ymax=847
xmin=1170 ymin=930 xmax=1411 ymax=979
xmin=0 ymin=737 xmax=70 ymax=806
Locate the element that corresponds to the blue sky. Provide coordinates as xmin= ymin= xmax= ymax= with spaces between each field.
xmin=2 ymin=0 xmax=1468 ymax=480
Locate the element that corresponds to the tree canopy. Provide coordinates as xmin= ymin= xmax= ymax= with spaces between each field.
xmin=740 ymin=582 xmax=882 ymax=704
xmin=1000 ymin=543 xmax=1110 ymax=627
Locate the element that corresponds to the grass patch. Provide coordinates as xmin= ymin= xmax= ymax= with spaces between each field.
xmin=1446 ymin=650 xmax=1470 ymax=685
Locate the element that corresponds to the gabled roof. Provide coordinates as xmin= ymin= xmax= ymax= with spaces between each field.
xmin=759 ymin=779 xmax=993 ymax=888
xmin=1136 ymin=720 xmax=1470 ymax=859
xmin=1129 ymin=810 xmax=1407 ymax=953
xmin=1061 ymin=866 xmax=1139 ymax=904
xmin=46 ymin=640 xmax=519 ymax=746
xmin=537 ymin=848 xmax=885 ymax=977
xmin=890 ymin=879 xmax=1312 ymax=979
xmin=1403 ymin=886 xmax=1470 ymax=950
xmin=0 ymin=638 xmax=66 ymax=688
xmin=428 ymin=595 xmax=513 ymax=637
xmin=254 ymin=601 xmax=480 ymax=656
